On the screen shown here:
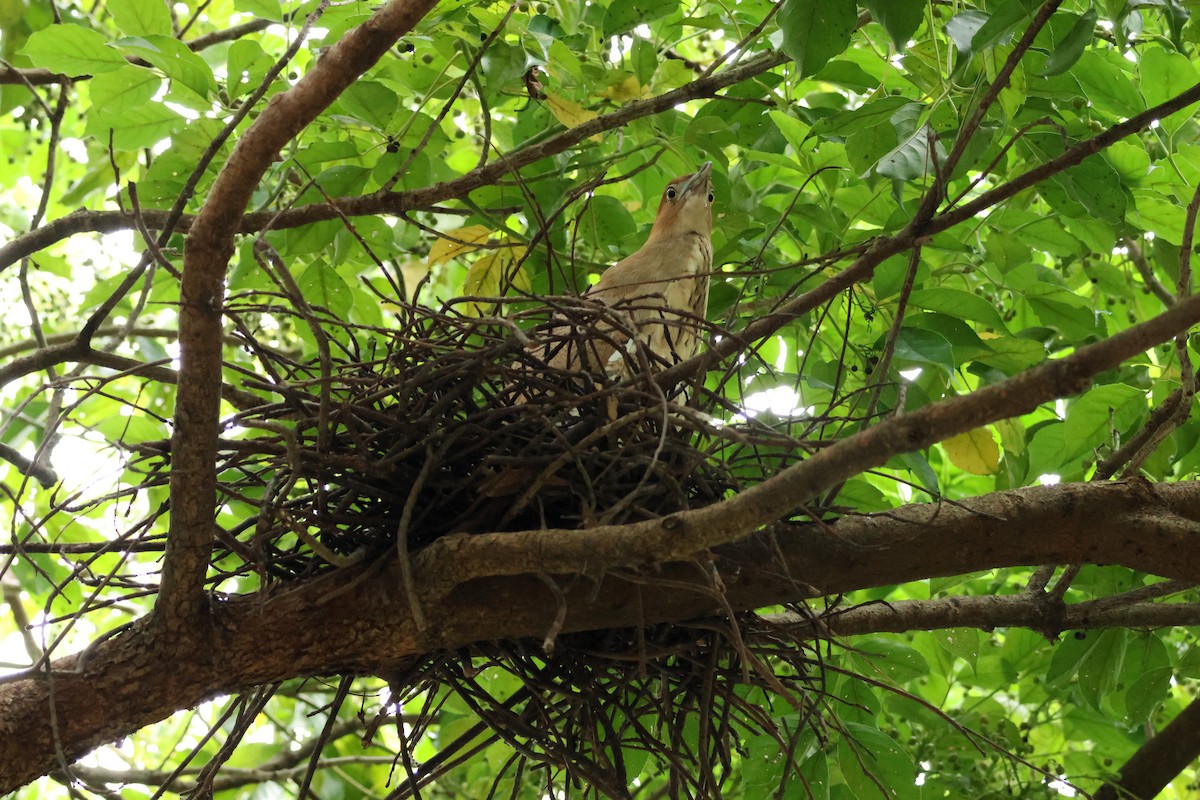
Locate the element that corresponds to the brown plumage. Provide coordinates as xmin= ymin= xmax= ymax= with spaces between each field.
xmin=532 ymin=161 xmax=714 ymax=381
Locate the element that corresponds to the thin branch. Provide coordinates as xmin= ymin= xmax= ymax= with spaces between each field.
xmin=0 ymin=49 xmax=790 ymax=274
xmin=655 ymin=78 xmax=1200 ymax=389
xmin=1125 ymin=236 xmax=1176 ymax=308
xmin=0 ymin=17 xmax=278 ymax=86
xmin=159 ymin=0 xmax=441 ymax=628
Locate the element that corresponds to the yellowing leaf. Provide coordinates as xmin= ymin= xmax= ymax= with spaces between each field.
xmin=463 ymin=246 xmax=529 ymax=316
xmin=942 ymin=427 xmax=1001 ymax=476
xmin=507 ymin=247 xmax=532 ymax=293
xmin=397 ymin=259 xmax=429 ymax=300
xmin=427 ymin=225 xmax=493 ymax=268
xmin=602 ymin=74 xmax=644 ymax=103
xmin=545 ymin=92 xmax=598 ymax=134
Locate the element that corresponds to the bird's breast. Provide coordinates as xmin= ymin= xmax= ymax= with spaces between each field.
xmin=677 ymin=233 xmax=712 ymax=277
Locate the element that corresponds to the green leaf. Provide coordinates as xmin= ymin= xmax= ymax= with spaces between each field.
xmin=861 ymin=0 xmax=924 ymax=49
xmin=298 ymin=260 xmax=354 ymax=319
xmin=1139 ymin=46 xmax=1200 ymax=133
xmin=1121 ymin=633 xmax=1171 ymax=723
xmin=1133 ymin=189 xmax=1188 ymax=246
xmin=1072 ymin=49 xmax=1145 ymax=120
xmin=1025 ymin=283 xmax=1105 ymax=339
xmin=876 ymin=118 xmax=945 ymax=180
xmin=311 ymin=165 xmax=370 ymax=198
xmin=480 ymin=41 xmax=527 ymax=103
xmin=335 ymin=80 xmax=398 ymax=130
xmin=581 ymin=195 xmax=638 ymax=257
xmin=767 ymin=109 xmax=810 ymax=154
xmin=1077 ymin=629 xmax=1127 ymax=708
xmin=851 ymin=637 xmax=930 ymax=684
xmin=909 ymin=287 xmax=1008 ymax=331
xmin=226 ymin=38 xmax=273 ymax=99
xmin=1062 ymin=383 xmax=1146 ymax=461
xmin=898 ymin=450 xmax=940 ymax=495
xmin=845 ymin=122 xmax=897 ymax=177
xmin=831 ymin=675 xmax=882 ymax=726
xmin=547 ymin=38 xmax=582 ymax=81
xmin=777 ymin=0 xmax=857 ymax=78
xmin=837 ymin=724 xmax=920 ymax=800
xmin=893 ymin=327 xmax=954 ymax=373
xmin=88 ymin=65 xmax=160 ymax=112
xmin=280 ymin=220 xmax=342 ymax=256
xmin=1025 ymin=133 xmax=1127 ymax=226
xmin=88 ymin=100 xmax=184 ymax=150
xmin=813 ymin=59 xmax=881 ymax=92
xmin=1177 ymin=643 xmax=1200 ymax=678
xmin=972 ymin=336 xmax=1045 ymax=375
xmin=106 ymin=0 xmax=171 ymax=36
xmin=931 ymin=628 xmax=981 ymax=671
xmin=945 ymin=10 xmax=988 ymax=58
xmin=1047 ymin=631 xmax=1102 ymax=688
xmin=113 ymin=34 xmax=218 ymax=99
xmin=1024 ymin=421 xmax=1069 ymax=479
xmin=234 ymin=0 xmax=284 ymax=21
xmin=929 ymin=571 xmax=993 ymax=597
xmin=1041 ymin=8 xmax=1097 ymax=76
xmin=603 ymin=0 xmax=676 ymax=37
xmin=631 ymin=37 xmax=657 ymax=86
xmin=905 ymin=313 xmax=994 ymax=365
xmin=810 ymin=96 xmax=914 ymax=140
xmin=971 ymin=1 xmax=1037 ymax=52
xmin=21 ymin=24 xmax=127 ymax=75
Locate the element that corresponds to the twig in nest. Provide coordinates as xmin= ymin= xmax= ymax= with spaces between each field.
xmin=396 ymin=445 xmax=435 ymax=630
xmin=536 ymin=572 xmax=568 ymax=655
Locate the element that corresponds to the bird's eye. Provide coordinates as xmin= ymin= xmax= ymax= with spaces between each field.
xmin=666 ymin=186 xmax=678 ymax=200
xmin=707 ymin=191 xmax=714 ymax=203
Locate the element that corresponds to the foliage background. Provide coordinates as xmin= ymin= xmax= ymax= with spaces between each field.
xmin=3 ymin=0 xmax=1200 ymax=797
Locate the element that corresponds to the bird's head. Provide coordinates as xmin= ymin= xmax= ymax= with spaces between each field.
xmin=649 ymin=161 xmax=713 ymax=239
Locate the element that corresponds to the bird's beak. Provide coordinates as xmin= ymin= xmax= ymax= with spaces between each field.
xmin=679 ymin=161 xmax=713 ymax=197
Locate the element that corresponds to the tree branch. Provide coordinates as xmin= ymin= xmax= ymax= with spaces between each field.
xmin=768 ymin=592 xmax=1200 ymax=640
xmin=159 ymin=0 xmax=440 ymax=629
xmin=0 ymin=18 xmax=276 ymax=86
xmin=1094 ymin=698 xmax=1200 ymax=800
xmin=0 ymin=50 xmax=788 ymax=274
xmin=4 ymin=479 xmax=1200 ymax=791
xmin=656 ymin=79 xmax=1200 ymax=388
xmin=417 ymin=291 xmax=1200 ymax=589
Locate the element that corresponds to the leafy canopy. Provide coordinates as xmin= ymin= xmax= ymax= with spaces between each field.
xmin=3 ymin=0 xmax=1200 ymax=797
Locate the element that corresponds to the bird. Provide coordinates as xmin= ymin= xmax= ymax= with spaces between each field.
xmin=528 ymin=161 xmax=715 ymax=385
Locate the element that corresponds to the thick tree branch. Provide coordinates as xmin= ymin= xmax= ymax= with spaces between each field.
xmin=4 ymin=480 xmax=1200 ymax=791
xmin=770 ymin=592 xmax=1200 ymax=640
xmin=1094 ymin=699 xmax=1200 ymax=800
xmin=417 ymin=291 xmax=1200 ymax=588
xmin=160 ymin=0 xmax=439 ymax=628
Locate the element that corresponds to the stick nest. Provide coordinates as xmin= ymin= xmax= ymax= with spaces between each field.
xmin=136 ymin=287 xmax=833 ymax=795
xmin=202 ymin=293 xmax=821 ymax=584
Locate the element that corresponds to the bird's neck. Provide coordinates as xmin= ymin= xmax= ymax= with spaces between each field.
xmin=648 ymin=223 xmax=710 ymax=241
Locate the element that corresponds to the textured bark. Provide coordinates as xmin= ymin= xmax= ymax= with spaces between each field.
xmin=163 ymin=0 xmax=440 ymax=627
xmin=414 ymin=292 xmax=1200 ymax=591
xmin=3 ymin=480 xmax=1200 ymax=791
xmin=1094 ymin=699 xmax=1200 ymax=800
